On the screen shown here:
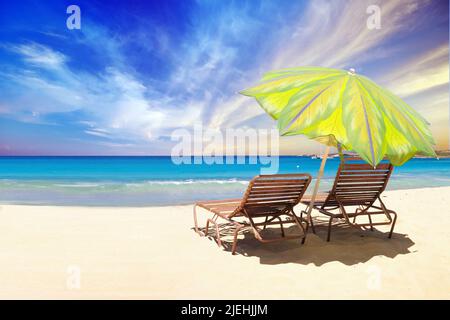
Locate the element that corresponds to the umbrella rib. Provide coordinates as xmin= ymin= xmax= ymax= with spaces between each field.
xmin=366 ymin=77 xmax=430 ymax=124
xmin=383 ymin=93 xmax=435 ymax=152
xmin=284 ymin=85 xmax=331 ymax=132
xmin=360 ymin=94 xmax=376 ymax=166
xmin=358 ymin=79 xmax=435 ymax=155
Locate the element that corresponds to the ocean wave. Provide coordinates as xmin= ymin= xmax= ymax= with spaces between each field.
xmin=0 ymin=178 xmax=252 ymax=192
xmin=136 ymin=179 xmax=249 ymax=185
xmin=1 ymin=175 xmax=449 ymax=206
xmin=54 ymin=183 xmax=103 ymax=188
xmin=0 ymin=178 xmax=252 ymax=206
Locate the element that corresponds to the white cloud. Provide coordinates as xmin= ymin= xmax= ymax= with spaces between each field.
xmin=269 ymin=0 xmax=429 ymax=69
xmin=2 ymin=41 xmax=207 ymax=144
xmin=1 ymin=0 xmax=447 ymax=153
xmin=379 ymin=45 xmax=449 ymax=97
xmin=211 ymin=0 xmax=441 ymax=130
xmin=84 ymin=130 xmax=110 ymax=138
xmin=10 ymin=43 xmax=66 ymax=68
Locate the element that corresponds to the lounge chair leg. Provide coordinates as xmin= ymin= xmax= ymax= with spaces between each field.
xmin=301 ymin=211 xmax=308 ymax=232
xmin=277 ymin=217 xmax=285 ymax=237
xmin=206 ymin=218 xmax=222 ymax=247
xmin=367 ymin=213 xmax=374 ymax=231
xmin=388 ymin=211 xmax=397 ymax=239
xmin=205 ymin=218 xmax=210 ymax=236
xmin=193 ymin=205 xmax=204 ymax=236
xmin=214 ymin=223 xmax=222 ymax=247
xmin=205 ymin=217 xmax=220 ymax=246
xmin=309 ymin=215 xmax=316 ymax=234
xmin=327 ymin=217 xmax=333 ymax=242
xmin=231 ymin=224 xmax=243 ymax=255
xmin=302 ymin=210 xmax=315 ymax=234
xmin=262 ymin=216 xmax=269 ymax=230
xmin=301 ymin=235 xmax=306 ymax=245
xmin=354 ymin=207 xmax=361 ymax=224
xmin=291 ymin=209 xmax=307 ymax=244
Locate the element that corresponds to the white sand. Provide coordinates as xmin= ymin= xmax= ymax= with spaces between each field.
xmin=0 ymin=187 xmax=449 ymax=299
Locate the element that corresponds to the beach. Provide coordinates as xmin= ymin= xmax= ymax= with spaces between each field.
xmin=0 ymin=186 xmax=449 ymax=299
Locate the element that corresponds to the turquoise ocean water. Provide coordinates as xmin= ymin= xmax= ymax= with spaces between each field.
xmin=0 ymin=156 xmax=449 ymax=206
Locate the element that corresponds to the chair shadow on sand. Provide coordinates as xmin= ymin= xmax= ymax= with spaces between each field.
xmin=196 ymin=217 xmax=415 ymax=266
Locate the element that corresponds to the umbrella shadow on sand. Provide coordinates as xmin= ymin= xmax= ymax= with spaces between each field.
xmin=199 ymin=218 xmax=415 ymax=266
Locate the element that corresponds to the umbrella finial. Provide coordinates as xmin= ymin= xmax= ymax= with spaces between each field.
xmin=348 ymin=68 xmax=356 ymax=76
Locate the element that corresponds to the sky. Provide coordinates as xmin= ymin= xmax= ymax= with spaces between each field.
xmin=0 ymin=0 xmax=448 ymax=155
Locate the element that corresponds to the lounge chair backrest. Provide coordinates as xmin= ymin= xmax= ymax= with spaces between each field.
xmin=322 ymin=157 xmax=393 ymax=208
xmin=239 ymin=174 xmax=312 ymax=215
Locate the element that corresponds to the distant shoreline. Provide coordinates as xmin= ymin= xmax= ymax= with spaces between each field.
xmin=0 ymin=153 xmax=448 ymax=158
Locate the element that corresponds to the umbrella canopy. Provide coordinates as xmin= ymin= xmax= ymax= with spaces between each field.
xmin=240 ymin=66 xmax=436 ymax=166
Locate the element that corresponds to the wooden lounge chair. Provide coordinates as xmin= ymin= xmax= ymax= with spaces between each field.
xmin=193 ymin=174 xmax=312 ymax=254
xmin=301 ymin=157 xmax=397 ymax=241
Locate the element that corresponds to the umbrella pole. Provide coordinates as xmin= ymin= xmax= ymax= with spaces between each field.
xmin=306 ymin=145 xmax=330 ymax=224
xmin=337 ymin=143 xmax=344 ymax=162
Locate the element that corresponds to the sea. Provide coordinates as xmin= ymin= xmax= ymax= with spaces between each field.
xmin=0 ymin=156 xmax=449 ymax=206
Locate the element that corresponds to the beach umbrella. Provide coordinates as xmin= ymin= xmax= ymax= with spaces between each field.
xmin=240 ymin=66 xmax=436 ymax=221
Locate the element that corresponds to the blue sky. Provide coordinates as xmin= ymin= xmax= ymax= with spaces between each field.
xmin=0 ymin=0 xmax=448 ymax=155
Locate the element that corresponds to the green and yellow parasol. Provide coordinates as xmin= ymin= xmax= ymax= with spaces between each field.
xmin=240 ymin=66 xmax=436 ymax=219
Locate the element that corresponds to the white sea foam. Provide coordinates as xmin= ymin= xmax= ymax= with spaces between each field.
xmin=54 ymin=183 xmax=102 ymax=188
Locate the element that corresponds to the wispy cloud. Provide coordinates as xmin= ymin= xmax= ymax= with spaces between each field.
xmin=215 ymin=0 xmax=448 ymax=131
xmin=269 ymin=0 xmax=432 ymax=69
xmin=380 ymin=45 xmax=449 ymax=97
xmin=9 ymin=42 xmax=67 ymax=68
xmin=0 ymin=0 xmax=447 ymax=153
xmin=2 ymin=39 xmax=189 ymax=141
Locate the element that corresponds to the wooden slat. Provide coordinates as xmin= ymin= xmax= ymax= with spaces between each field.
xmin=246 ymin=196 xmax=298 ymax=204
xmin=335 ymin=193 xmax=378 ymax=196
xmin=339 ymin=171 xmax=389 ymax=176
xmin=335 ymin=186 xmax=383 ymax=192
xmin=336 ymin=184 xmax=383 ymax=189
xmin=336 ymin=193 xmax=378 ymax=199
xmin=339 ymin=202 xmax=373 ymax=205
xmin=251 ymin=183 xmax=307 ymax=189
xmin=244 ymin=175 xmax=310 ymax=212
xmin=335 ymin=182 xmax=384 ymax=188
xmin=245 ymin=200 xmax=296 ymax=207
xmin=245 ymin=207 xmax=285 ymax=214
xmin=196 ymin=174 xmax=311 ymax=220
xmin=337 ymin=191 xmax=379 ymax=195
xmin=258 ymin=174 xmax=310 ymax=178
xmin=337 ymin=197 xmax=375 ymax=200
xmin=335 ymin=195 xmax=377 ymax=199
xmin=336 ymin=191 xmax=378 ymax=196
xmin=247 ymin=194 xmax=299 ymax=201
xmin=251 ymin=185 xmax=306 ymax=192
xmin=249 ymin=189 xmax=303 ymax=196
xmin=252 ymin=185 xmax=305 ymax=192
xmin=342 ymin=163 xmax=391 ymax=170
xmin=337 ymin=176 xmax=388 ymax=182
xmin=245 ymin=196 xmax=298 ymax=203
xmin=335 ymin=197 xmax=377 ymax=201
xmin=335 ymin=194 xmax=378 ymax=198
xmin=253 ymin=179 xmax=309 ymax=185
xmin=336 ymin=197 xmax=376 ymax=201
